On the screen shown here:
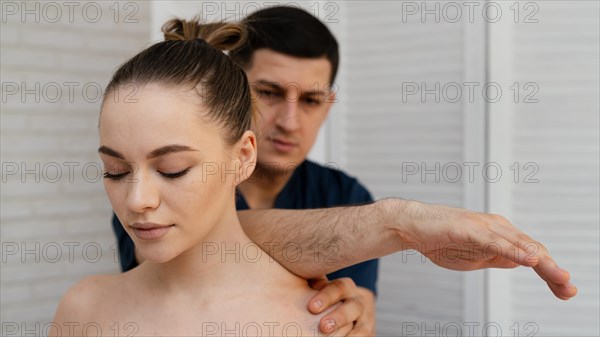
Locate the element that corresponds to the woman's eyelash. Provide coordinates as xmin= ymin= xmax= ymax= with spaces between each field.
xmin=103 ymin=172 xmax=129 ymax=180
xmin=103 ymin=168 xmax=191 ymax=180
xmin=159 ymin=168 xmax=191 ymax=179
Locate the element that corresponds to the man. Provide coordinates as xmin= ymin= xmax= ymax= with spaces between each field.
xmin=112 ymin=5 xmax=577 ymax=336
xmin=231 ymin=5 xmax=379 ymax=333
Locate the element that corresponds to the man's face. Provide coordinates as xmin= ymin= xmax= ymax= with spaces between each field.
xmin=244 ymin=49 xmax=335 ymax=174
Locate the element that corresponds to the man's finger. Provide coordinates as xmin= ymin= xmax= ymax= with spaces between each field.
xmin=331 ymin=323 xmax=353 ymax=337
xmin=542 ymin=276 xmax=578 ymax=300
xmin=309 ymin=278 xmax=356 ymax=314
xmin=480 ymin=234 xmax=539 ymax=267
xmin=348 ymin=320 xmax=372 ymax=337
xmin=308 ymin=276 xmax=331 ymax=314
xmin=309 ymin=275 xmax=330 ymax=290
xmin=492 ymin=222 xmax=576 ymax=293
xmin=482 ymin=215 xmax=543 ymax=267
xmin=533 ymin=254 xmax=571 ymax=285
xmin=319 ymin=297 xmax=363 ymax=334
xmin=482 ymin=256 xmax=520 ymax=269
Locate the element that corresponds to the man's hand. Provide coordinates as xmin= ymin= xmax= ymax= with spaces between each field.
xmin=307 ymin=277 xmax=376 ymax=336
xmin=389 ymin=199 xmax=578 ymax=300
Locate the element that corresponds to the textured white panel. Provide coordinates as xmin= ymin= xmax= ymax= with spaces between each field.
xmin=339 ymin=1 xmax=466 ymax=334
xmin=509 ymin=1 xmax=600 ymax=336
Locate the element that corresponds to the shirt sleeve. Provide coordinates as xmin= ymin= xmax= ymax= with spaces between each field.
xmin=326 ymin=178 xmax=379 ymax=295
xmin=111 ymin=213 xmax=138 ymax=272
xmin=348 ymin=177 xmax=375 ymax=206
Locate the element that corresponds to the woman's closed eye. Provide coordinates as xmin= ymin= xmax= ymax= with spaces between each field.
xmin=103 ymin=168 xmax=191 ymax=181
xmin=103 ymin=171 xmax=129 ymax=180
xmin=158 ymin=168 xmax=191 ymax=179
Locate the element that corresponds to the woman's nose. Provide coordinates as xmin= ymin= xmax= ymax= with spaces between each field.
xmin=126 ymin=170 xmax=160 ymax=213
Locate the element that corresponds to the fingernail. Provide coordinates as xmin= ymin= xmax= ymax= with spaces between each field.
xmin=324 ymin=319 xmax=336 ymax=332
xmin=313 ymin=299 xmax=322 ymax=309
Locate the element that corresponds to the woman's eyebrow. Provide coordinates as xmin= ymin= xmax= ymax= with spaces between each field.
xmin=147 ymin=145 xmax=198 ymax=159
xmin=97 ymin=144 xmax=198 ymax=160
xmin=98 ymin=146 xmax=124 ymax=159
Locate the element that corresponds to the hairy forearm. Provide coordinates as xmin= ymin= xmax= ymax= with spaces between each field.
xmin=240 ymin=198 xmax=578 ymax=301
xmin=237 ymin=198 xmax=413 ymax=278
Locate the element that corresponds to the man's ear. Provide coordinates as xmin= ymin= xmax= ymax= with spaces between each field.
xmin=234 ymin=130 xmax=257 ymax=185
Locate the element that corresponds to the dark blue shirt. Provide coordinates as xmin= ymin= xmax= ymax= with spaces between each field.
xmin=111 ymin=160 xmax=379 ymax=294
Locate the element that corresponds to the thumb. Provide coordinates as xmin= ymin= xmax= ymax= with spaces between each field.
xmin=308 ymin=275 xmax=330 ymax=291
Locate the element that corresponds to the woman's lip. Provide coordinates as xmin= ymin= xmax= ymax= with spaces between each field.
xmin=131 ymin=224 xmax=174 ymax=240
xmin=131 ymin=222 xmax=170 ymax=229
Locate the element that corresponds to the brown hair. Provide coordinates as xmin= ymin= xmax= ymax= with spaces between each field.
xmin=103 ymin=17 xmax=252 ymax=145
xmin=230 ymin=6 xmax=339 ymax=84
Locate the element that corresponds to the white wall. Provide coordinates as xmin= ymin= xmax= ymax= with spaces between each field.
xmin=337 ymin=2 xmax=468 ymax=334
xmin=487 ymin=1 xmax=600 ymax=336
xmin=339 ymin=1 xmax=599 ymax=336
xmin=1 ymin=0 xmax=152 ymax=329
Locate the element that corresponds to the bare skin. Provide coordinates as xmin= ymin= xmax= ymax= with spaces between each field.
xmin=51 ymin=244 xmax=349 ymax=337
xmin=51 ymin=85 xmax=352 ymax=337
xmin=239 ymin=199 xmax=578 ymax=301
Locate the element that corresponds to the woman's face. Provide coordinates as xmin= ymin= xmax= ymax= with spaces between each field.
xmin=99 ymin=84 xmax=252 ymax=263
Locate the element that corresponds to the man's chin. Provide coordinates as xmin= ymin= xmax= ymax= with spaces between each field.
xmin=256 ymin=158 xmax=302 ymax=177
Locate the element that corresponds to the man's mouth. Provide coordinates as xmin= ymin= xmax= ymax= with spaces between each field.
xmin=269 ymin=137 xmax=297 ymax=153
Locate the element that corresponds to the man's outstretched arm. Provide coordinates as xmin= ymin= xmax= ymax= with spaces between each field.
xmin=238 ymin=198 xmax=577 ymax=300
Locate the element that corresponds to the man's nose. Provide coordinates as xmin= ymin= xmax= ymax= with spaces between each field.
xmin=275 ymin=99 xmax=300 ymax=132
xmin=126 ymin=170 xmax=160 ymax=214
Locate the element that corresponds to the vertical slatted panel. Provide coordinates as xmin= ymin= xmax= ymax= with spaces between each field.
xmin=509 ymin=1 xmax=599 ymax=336
xmin=339 ymin=1 xmax=466 ymax=334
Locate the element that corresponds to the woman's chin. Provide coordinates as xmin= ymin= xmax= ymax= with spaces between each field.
xmin=138 ymin=248 xmax=179 ymax=264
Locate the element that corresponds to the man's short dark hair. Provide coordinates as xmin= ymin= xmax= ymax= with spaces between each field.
xmin=231 ymin=6 xmax=339 ymax=84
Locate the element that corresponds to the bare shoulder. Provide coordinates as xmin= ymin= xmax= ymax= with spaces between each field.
xmin=50 ymin=274 xmax=122 ymax=336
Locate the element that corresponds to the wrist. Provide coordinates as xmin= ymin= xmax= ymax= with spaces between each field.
xmin=379 ymin=198 xmax=419 ymax=250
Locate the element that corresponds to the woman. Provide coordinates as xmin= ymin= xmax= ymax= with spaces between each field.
xmin=50 ymin=19 xmax=350 ymax=337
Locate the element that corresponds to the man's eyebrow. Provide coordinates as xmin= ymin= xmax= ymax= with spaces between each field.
xmin=253 ymin=80 xmax=283 ymax=91
xmin=253 ymin=80 xmax=328 ymax=96
xmin=98 ymin=145 xmax=198 ymax=160
xmin=302 ymin=90 xmax=328 ymax=97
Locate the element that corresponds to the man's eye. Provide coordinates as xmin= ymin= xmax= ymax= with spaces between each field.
xmin=256 ymin=90 xmax=281 ymax=99
xmin=303 ymin=97 xmax=321 ymax=106
xmin=159 ymin=168 xmax=191 ymax=179
xmin=103 ymin=172 xmax=129 ymax=181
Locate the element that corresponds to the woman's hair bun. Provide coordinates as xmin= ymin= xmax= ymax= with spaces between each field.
xmin=162 ymin=16 xmax=247 ymax=52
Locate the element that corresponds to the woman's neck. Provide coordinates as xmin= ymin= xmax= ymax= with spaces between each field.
xmin=136 ymin=205 xmax=304 ymax=302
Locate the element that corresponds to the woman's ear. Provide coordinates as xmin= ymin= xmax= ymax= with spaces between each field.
xmin=234 ymin=130 xmax=257 ymax=185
